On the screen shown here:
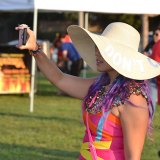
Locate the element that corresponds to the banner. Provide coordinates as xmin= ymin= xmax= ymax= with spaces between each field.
xmin=0 ymin=46 xmax=31 ymax=94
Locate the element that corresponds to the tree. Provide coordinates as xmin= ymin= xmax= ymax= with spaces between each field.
xmin=89 ymin=13 xmax=141 ymax=32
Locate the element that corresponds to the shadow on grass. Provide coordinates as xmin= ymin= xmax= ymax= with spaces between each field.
xmin=0 ymin=112 xmax=80 ymax=124
xmin=0 ymin=142 xmax=79 ymax=160
xmin=36 ymin=76 xmax=58 ymax=96
xmin=36 ymin=82 xmax=72 ymax=98
xmin=36 ymin=89 xmax=58 ymax=96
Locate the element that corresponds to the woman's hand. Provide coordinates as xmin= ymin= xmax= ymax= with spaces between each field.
xmin=15 ymin=24 xmax=38 ymax=51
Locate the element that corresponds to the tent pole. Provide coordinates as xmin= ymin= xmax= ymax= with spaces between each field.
xmin=78 ymin=12 xmax=87 ymax=78
xmin=82 ymin=12 xmax=89 ymax=78
xmin=78 ymin=11 xmax=84 ymax=27
xmin=30 ymin=7 xmax=38 ymax=112
xmin=85 ymin=12 xmax=89 ymax=29
xmin=141 ymin=14 xmax=149 ymax=51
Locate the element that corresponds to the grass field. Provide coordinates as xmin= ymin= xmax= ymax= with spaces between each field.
xmin=0 ymin=72 xmax=159 ymax=160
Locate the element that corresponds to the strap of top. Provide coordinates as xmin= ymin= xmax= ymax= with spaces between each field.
xmin=86 ymin=90 xmax=99 ymax=160
xmin=86 ymin=112 xmax=98 ymax=160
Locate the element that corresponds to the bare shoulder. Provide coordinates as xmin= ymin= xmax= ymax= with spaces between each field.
xmin=128 ymin=94 xmax=148 ymax=109
xmin=116 ymin=80 xmax=149 ymax=118
xmin=112 ymin=94 xmax=149 ymax=118
xmin=118 ymin=94 xmax=149 ymax=123
xmin=118 ymin=86 xmax=150 ymax=160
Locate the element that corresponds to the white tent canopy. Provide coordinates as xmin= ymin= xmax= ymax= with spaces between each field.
xmin=0 ymin=0 xmax=160 ymax=14
xmin=35 ymin=0 xmax=160 ymax=14
xmin=0 ymin=0 xmax=160 ymax=112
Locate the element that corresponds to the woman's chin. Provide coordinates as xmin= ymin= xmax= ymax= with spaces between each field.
xmin=97 ymin=67 xmax=105 ymax=72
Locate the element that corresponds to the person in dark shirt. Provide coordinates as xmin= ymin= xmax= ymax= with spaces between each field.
xmin=143 ymin=40 xmax=155 ymax=56
xmin=60 ymin=34 xmax=83 ymax=76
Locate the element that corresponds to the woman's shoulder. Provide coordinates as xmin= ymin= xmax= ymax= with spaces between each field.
xmin=111 ymin=79 xmax=149 ymax=108
xmin=111 ymin=79 xmax=149 ymax=118
xmin=126 ymin=80 xmax=149 ymax=108
xmin=126 ymin=80 xmax=149 ymax=102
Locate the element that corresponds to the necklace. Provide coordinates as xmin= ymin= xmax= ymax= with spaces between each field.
xmin=85 ymin=76 xmax=150 ymax=114
xmin=85 ymin=85 xmax=109 ymax=114
xmin=85 ymin=75 xmax=120 ymax=114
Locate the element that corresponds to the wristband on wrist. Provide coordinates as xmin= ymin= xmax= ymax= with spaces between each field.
xmin=29 ymin=43 xmax=42 ymax=56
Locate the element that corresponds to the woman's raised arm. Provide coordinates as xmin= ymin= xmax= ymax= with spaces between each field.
xmin=15 ymin=24 xmax=96 ymax=99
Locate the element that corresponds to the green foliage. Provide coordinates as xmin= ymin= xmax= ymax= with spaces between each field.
xmin=64 ymin=12 xmax=78 ymax=22
xmin=89 ymin=13 xmax=142 ymax=31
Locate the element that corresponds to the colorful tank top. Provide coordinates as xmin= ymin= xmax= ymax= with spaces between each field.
xmin=79 ymin=111 xmax=124 ymax=160
xmin=79 ymin=80 xmax=149 ymax=160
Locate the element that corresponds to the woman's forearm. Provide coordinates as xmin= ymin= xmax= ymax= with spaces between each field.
xmin=34 ymin=51 xmax=63 ymax=86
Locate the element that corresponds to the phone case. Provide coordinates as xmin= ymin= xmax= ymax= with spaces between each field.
xmin=18 ymin=28 xmax=27 ymax=45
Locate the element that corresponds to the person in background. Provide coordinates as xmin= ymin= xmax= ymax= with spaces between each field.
xmin=15 ymin=22 xmax=160 ymax=160
xmin=54 ymin=37 xmax=69 ymax=74
xmin=143 ymin=38 xmax=155 ymax=56
xmin=60 ymin=33 xmax=83 ymax=76
xmin=53 ymin=34 xmax=70 ymax=95
xmin=150 ymin=27 xmax=160 ymax=106
xmin=143 ymin=28 xmax=160 ymax=111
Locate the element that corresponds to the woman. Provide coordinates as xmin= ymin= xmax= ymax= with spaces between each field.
xmin=15 ymin=22 xmax=160 ymax=160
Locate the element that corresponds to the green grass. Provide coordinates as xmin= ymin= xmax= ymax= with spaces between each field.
xmin=0 ymin=71 xmax=159 ymax=160
xmin=142 ymin=106 xmax=160 ymax=160
xmin=0 ymin=74 xmax=84 ymax=160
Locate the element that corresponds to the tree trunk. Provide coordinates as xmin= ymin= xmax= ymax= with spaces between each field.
xmin=141 ymin=15 xmax=149 ymax=50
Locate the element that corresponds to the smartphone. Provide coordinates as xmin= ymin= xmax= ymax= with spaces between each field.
xmin=18 ymin=28 xmax=27 ymax=45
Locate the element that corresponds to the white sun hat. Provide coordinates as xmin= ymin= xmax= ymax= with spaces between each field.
xmin=67 ymin=22 xmax=160 ymax=80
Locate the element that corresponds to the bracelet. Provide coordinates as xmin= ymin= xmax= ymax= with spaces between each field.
xmin=29 ymin=43 xmax=42 ymax=56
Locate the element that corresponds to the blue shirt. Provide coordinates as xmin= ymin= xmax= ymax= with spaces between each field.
xmin=61 ymin=42 xmax=81 ymax=62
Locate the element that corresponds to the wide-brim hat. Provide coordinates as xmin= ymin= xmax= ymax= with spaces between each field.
xmin=67 ymin=22 xmax=160 ymax=80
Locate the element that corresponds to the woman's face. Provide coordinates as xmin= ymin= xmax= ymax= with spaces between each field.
xmin=95 ymin=47 xmax=113 ymax=72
